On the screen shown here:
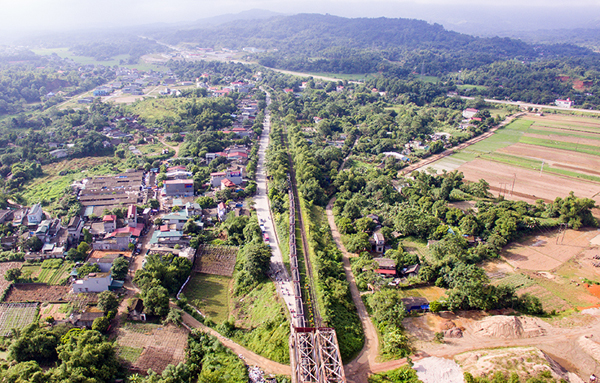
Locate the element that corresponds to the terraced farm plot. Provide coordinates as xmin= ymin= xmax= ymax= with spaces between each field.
xmin=0 ymin=303 xmax=38 ymax=336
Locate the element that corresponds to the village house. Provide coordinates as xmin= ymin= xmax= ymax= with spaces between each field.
xmin=72 ymin=272 xmax=114 ymax=293
xmin=70 ymin=307 xmax=104 ymax=328
xmin=0 ymin=210 xmax=13 ymax=224
xmin=555 ymin=98 xmax=574 ymax=108
xmin=373 ymin=257 xmax=397 ymax=278
xmin=103 ymin=215 xmax=117 ymax=233
xmin=27 ymin=204 xmax=43 ymax=226
xmin=68 ymin=216 xmax=84 ymax=242
xmin=163 ymin=179 xmax=194 ymax=197
xmin=462 ymin=108 xmax=479 ymax=119
xmin=162 ymin=211 xmax=190 ymax=230
xmin=87 ymin=251 xmax=126 ymax=273
xmin=49 ymin=149 xmax=69 ymax=159
xmin=92 ymin=232 xmax=131 ymax=251
xmin=372 ymin=232 xmax=385 ymax=253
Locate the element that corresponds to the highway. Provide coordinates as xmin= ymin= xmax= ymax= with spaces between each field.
xmin=460 ymin=96 xmax=600 ymax=114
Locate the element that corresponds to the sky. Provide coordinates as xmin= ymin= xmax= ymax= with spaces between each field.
xmin=1 ymin=0 xmax=600 ymax=37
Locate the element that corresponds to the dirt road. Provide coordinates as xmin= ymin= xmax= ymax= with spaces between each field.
xmin=156 ymin=136 xmax=180 ymax=157
xmin=180 ymin=310 xmax=291 ymax=375
xmin=326 ymin=197 xmax=381 ymax=383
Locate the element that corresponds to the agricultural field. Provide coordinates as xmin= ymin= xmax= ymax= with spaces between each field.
xmin=0 ymin=303 xmax=38 ymax=336
xmin=183 ymin=273 xmax=231 ymax=322
xmin=4 ymin=284 xmax=71 ymax=303
xmin=39 ymin=303 xmax=69 ymax=321
xmin=20 ymin=259 xmax=74 ymax=285
xmin=194 ymin=245 xmax=238 ymax=277
xmin=115 ymin=322 xmax=188 ymax=374
xmin=421 ymin=113 xmax=600 ymax=205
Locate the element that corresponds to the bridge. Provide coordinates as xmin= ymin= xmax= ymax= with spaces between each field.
xmin=286 ymin=175 xmax=346 ymax=383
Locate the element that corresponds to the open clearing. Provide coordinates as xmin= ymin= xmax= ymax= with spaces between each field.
xmin=115 ymin=322 xmax=188 ymax=374
xmin=0 ymin=262 xmax=22 ymax=295
xmin=488 ymin=227 xmax=600 ymax=312
xmin=183 ymin=273 xmax=231 ymax=323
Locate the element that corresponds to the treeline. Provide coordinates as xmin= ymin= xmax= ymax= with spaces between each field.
xmin=70 ymin=37 xmax=168 ymax=63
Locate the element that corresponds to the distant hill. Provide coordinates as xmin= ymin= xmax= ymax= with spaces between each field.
xmin=155 ymin=13 xmax=596 ymax=75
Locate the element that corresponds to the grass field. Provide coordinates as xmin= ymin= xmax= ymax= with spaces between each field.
xmin=184 ymin=273 xmax=231 ymax=322
xmin=125 ymin=97 xmax=188 ymax=122
xmin=21 ymin=156 xmax=127 ymax=206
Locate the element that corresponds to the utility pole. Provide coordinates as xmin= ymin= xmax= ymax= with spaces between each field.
xmin=540 ymin=160 xmax=544 ymax=176
xmin=511 ymin=173 xmax=516 ymax=195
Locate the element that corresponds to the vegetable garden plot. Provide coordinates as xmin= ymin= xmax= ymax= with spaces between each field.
xmin=0 ymin=303 xmax=38 ymax=336
xmin=194 ymin=245 xmax=238 ymax=277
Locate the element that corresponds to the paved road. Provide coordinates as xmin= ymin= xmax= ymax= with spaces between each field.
xmin=253 ymin=90 xmax=301 ymax=326
xmin=460 ymin=96 xmax=600 ymax=115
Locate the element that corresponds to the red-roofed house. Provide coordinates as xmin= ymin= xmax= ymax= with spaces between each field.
xmin=221 ymin=178 xmax=236 ymax=190
xmin=462 ymin=108 xmax=479 ymax=119
xmin=227 ymin=152 xmax=248 ymax=161
xmin=103 ymin=215 xmax=117 ymax=232
xmin=375 ymin=269 xmax=396 ymax=277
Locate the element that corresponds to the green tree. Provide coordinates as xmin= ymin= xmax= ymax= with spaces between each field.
xmin=5 ymin=268 xmax=21 ymax=281
xmin=148 ymin=198 xmax=160 ymax=209
xmin=110 ymin=257 xmax=129 ymax=280
xmin=92 ymin=316 xmax=110 ymax=333
xmin=143 ymin=285 xmax=170 ymax=317
xmin=97 ymin=291 xmax=119 ymax=314
xmin=53 ymin=329 xmax=124 ymax=382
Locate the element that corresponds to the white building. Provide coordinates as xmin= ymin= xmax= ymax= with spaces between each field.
xmin=555 ymin=98 xmax=574 ymax=108
xmin=210 ymin=170 xmax=243 ymax=187
xmin=72 ymin=272 xmax=112 ymax=293
xmin=27 ymin=204 xmax=43 ymax=225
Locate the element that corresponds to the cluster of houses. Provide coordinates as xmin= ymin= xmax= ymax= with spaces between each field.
xmin=85 ymin=68 xmax=183 ymax=101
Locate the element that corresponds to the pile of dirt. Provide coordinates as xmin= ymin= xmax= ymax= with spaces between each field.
xmin=578 ymin=335 xmax=600 ymax=364
xmin=455 ymin=347 xmax=570 ymax=382
xmin=472 ymin=316 xmax=545 ymax=339
xmin=413 ymin=357 xmax=465 ymax=383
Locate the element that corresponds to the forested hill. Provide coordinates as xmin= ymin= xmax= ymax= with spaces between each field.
xmin=158 ymin=13 xmax=596 ymax=76
xmin=162 ymin=13 xmax=591 ymax=59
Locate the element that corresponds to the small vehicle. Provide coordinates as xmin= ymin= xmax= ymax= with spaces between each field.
xmin=260 ymin=224 xmax=266 ymax=232
xmin=263 ymin=233 xmax=270 ymax=242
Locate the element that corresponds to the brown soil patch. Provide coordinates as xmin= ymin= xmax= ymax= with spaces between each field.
xmin=134 ymin=346 xmax=181 ymax=375
xmin=116 ymin=323 xmax=188 ymax=375
xmin=523 ymin=133 xmax=600 ymax=147
xmin=4 ymin=284 xmax=71 ymax=302
xmin=457 ymin=158 xmax=600 ymax=204
xmin=517 ymin=284 xmax=571 ymax=312
xmin=503 ymin=229 xmax=598 ymax=271
xmin=39 ymin=303 xmax=69 ymax=321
